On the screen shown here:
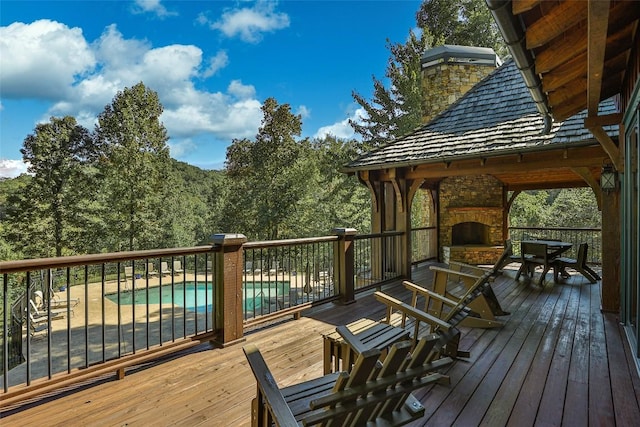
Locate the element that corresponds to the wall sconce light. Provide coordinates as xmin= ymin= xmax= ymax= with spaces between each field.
xmin=600 ymin=163 xmax=617 ymax=192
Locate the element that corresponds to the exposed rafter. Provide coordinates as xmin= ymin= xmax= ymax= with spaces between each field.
xmin=587 ymin=0 xmax=610 ymax=116
xmin=526 ymin=1 xmax=587 ymax=49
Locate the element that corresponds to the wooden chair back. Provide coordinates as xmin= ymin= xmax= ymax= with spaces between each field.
xmin=521 ymin=242 xmax=549 ymax=263
xmin=576 ymin=242 xmax=588 ymax=266
xmin=244 ymin=327 xmax=453 ymax=426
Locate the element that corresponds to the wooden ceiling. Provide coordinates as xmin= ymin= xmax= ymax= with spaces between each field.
xmin=513 ymin=0 xmax=640 ymax=121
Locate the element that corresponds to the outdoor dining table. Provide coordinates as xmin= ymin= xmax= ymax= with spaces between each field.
xmin=518 ymin=240 xmax=573 ymax=283
xmin=521 ymin=239 xmax=573 ymax=258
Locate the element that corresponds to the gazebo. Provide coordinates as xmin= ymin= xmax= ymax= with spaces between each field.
xmin=344 ymin=52 xmax=618 ymax=310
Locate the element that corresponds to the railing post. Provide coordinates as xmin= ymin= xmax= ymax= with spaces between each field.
xmin=212 ymin=233 xmax=247 ymax=346
xmin=333 ymin=228 xmax=357 ymax=305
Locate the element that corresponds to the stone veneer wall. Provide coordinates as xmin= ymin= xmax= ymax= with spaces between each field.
xmin=439 ymin=175 xmax=505 ymax=263
xmin=421 ymin=63 xmax=495 ymax=124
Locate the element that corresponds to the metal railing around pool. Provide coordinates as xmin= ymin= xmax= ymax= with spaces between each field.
xmin=243 ymin=236 xmax=339 ymax=323
xmin=1 ymin=247 xmax=217 ymax=399
xmin=1 ymin=228 xmax=428 ymax=405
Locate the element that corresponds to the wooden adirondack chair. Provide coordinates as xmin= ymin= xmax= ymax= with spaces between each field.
xmin=448 ymin=239 xmax=515 ymax=278
xmin=374 ymin=291 xmax=470 ymax=359
xmin=443 ymin=263 xmax=509 ymax=317
xmin=423 ymin=266 xmax=506 ymax=327
xmin=244 ymin=326 xmax=453 ymax=426
xmin=322 ymin=317 xmax=410 ymax=374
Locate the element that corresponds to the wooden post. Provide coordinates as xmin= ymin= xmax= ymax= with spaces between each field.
xmin=333 ymin=228 xmax=357 ymax=305
xmin=212 ymin=233 xmax=247 ymax=346
xmin=600 ymin=190 xmax=620 ymax=312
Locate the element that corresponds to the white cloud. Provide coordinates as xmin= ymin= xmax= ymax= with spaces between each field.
xmin=0 ymin=20 xmax=95 ymax=99
xmin=168 ymin=138 xmax=197 ymax=158
xmin=0 ymin=20 xmax=266 ymax=161
xmin=203 ymin=51 xmax=229 ymax=78
xmin=296 ymin=105 xmax=310 ymax=119
xmin=203 ymin=1 xmax=290 ymax=43
xmin=314 ymin=107 xmax=367 ymax=140
xmin=0 ymin=159 xmax=29 ymax=178
xmin=132 ymin=0 xmax=177 ymax=18
xmin=227 ymin=80 xmax=256 ymax=100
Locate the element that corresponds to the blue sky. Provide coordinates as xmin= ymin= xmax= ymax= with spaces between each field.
xmin=0 ymin=0 xmax=422 ymax=177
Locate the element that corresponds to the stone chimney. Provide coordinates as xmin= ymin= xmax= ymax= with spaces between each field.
xmin=421 ymin=45 xmax=501 ymax=123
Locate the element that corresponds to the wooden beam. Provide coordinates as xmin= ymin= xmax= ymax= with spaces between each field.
xmin=587 ymin=0 xmax=610 ymax=116
xmin=358 ymin=170 xmax=379 ymax=213
xmin=506 ymin=190 xmax=521 ymax=215
xmin=542 ymin=52 xmax=587 ymax=93
xmin=571 ymin=166 xmax=602 ymax=210
xmin=400 ymin=146 xmax=607 ymax=180
xmin=548 ymin=67 xmax=622 ymax=111
xmin=551 ymin=73 xmax=620 ymax=121
xmin=584 ymin=113 xmax=623 ymax=128
xmin=407 ymin=178 xmax=425 ymax=211
xmin=541 ymin=23 xmax=631 ymax=93
xmin=507 ymin=180 xmax=591 ymax=192
xmin=536 ymin=25 xmax=586 ymax=75
xmin=539 ymin=0 xmax=640 ymax=71
xmin=548 ymin=77 xmax=587 ymax=107
xmin=388 ymin=168 xmax=405 ymax=213
xmin=526 ymin=1 xmax=588 ymax=49
xmin=586 ymin=125 xmax=623 ymax=171
xmin=512 ymin=0 xmax=541 ymax=15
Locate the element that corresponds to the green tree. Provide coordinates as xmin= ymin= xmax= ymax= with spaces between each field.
xmin=6 ymin=117 xmax=94 ymax=257
xmin=95 ymin=82 xmax=170 ymax=251
xmin=223 ymin=98 xmax=310 ymax=240
xmin=295 ymin=135 xmax=371 ymax=236
xmin=351 ymin=29 xmax=433 ymax=148
xmin=509 ymin=191 xmax=550 ymax=228
xmin=416 ymin=0 xmax=508 ymax=58
xmin=547 ymin=188 xmax=601 ymax=228
xmin=352 ymin=0 xmax=507 ymax=146
xmin=161 ymin=160 xmax=228 ymax=246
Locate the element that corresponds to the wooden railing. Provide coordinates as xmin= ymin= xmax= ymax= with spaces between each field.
xmin=0 ymin=228 xmax=406 ymax=404
xmin=354 ymin=231 xmax=404 ymax=291
xmin=1 ymin=246 xmax=219 ymax=404
xmin=1 ymin=224 xmax=591 ymax=406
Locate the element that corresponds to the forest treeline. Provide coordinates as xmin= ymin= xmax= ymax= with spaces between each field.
xmin=0 ymin=0 xmax=601 ymax=263
xmin=0 ymin=87 xmax=372 ymax=261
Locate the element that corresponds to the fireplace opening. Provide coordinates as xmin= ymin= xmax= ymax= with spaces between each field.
xmin=452 ymin=221 xmax=490 ymax=245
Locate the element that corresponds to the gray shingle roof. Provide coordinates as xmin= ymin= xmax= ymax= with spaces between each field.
xmin=345 ymin=60 xmax=618 ymax=171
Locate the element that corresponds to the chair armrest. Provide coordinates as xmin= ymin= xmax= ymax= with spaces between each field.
xmin=243 ymin=344 xmax=298 ymax=425
xmin=448 ymin=261 xmax=486 ymax=277
xmin=335 ymin=325 xmax=381 ymax=357
xmin=374 ymin=292 xmax=452 ymax=332
xmin=402 ymin=281 xmax=460 ymax=307
xmin=429 ymin=266 xmax=480 ymax=281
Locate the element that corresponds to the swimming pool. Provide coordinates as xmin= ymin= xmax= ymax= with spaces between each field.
xmin=105 ymin=281 xmax=290 ymax=313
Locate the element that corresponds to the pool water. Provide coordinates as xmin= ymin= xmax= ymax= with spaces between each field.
xmin=105 ymin=281 xmax=290 ymax=313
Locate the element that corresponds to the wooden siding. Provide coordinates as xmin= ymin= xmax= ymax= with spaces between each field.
xmin=1 ymin=263 xmax=639 ymax=426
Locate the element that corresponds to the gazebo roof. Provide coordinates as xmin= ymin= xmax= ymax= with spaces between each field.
xmin=344 ymin=60 xmax=617 ymax=173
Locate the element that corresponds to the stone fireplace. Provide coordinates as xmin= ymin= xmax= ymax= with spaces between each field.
xmin=439 ymin=175 xmax=505 ymax=265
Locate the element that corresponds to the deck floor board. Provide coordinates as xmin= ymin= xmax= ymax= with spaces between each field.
xmin=2 ymin=263 xmax=639 ymax=426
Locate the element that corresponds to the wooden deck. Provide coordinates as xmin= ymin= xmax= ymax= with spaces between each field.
xmin=2 ymin=263 xmax=640 ymax=426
